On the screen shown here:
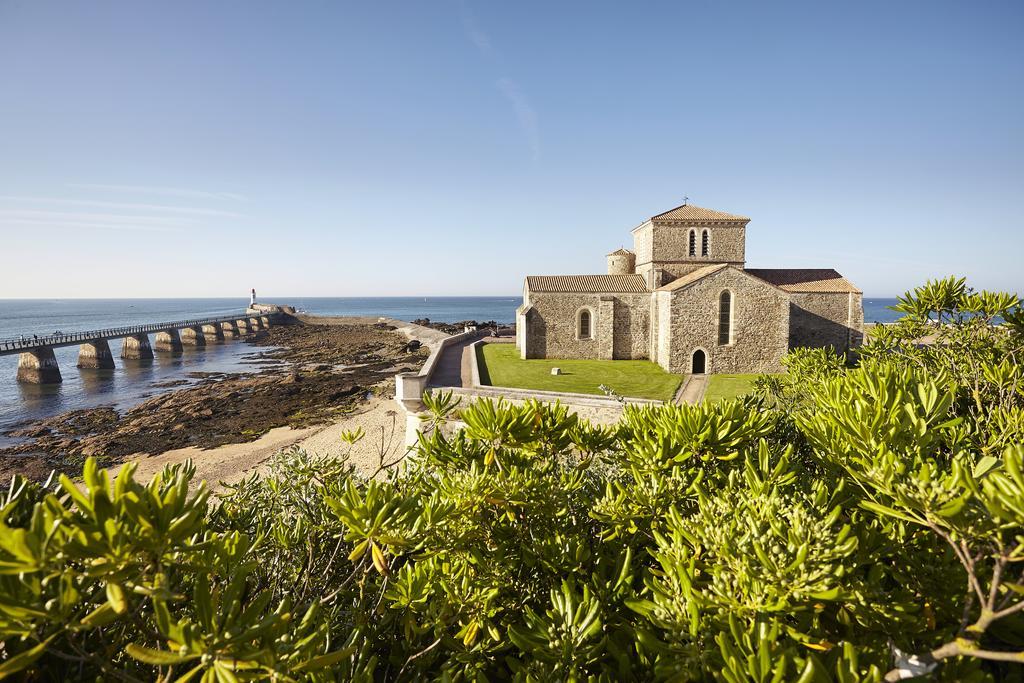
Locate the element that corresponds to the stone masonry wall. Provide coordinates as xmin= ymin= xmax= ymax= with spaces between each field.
xmin=611 ymin=293 xmax=652 ymax=359
xmin=662 ymin=267 xmax=789 ymax=374
xmin=654 ymin=291 xmax=672 ymax=367
xmin=522 ymin=291 xmax=651 ymax=360
xmin=643 ymin=222 xmax=747 ymax=281
xmin=632 ymin=223 xmax=653 ymax=266
xmin=788 ymin=292 xmax=864 ymax=352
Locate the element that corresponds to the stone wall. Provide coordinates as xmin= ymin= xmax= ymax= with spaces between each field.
xmin=660 ymin=267 xmax=789 ymax=374
xmin=632 ymin=223 xmax=654 ymax=266
xmin=633 ymin=222 xmax=747 ymax=283
xmin=522 ymin=291 xmax=651 ymax=360
xmin=653 ymin=291 xmax=672 ymax=367
xmin=788 ymin=292 xmax=864 ymax=352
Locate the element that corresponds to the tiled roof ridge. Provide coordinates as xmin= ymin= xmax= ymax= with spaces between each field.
xmin=746 ymin=268 xmax=861 ymax=294
xmin=650 ymin=203 xmax=750 ymax=223
xmin=655 ymin=264 xmax=731 ymax=292
xmin=525 ymin=273 xmax=649 ymax=294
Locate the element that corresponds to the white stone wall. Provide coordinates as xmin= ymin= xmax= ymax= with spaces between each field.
xmin=632 ymin=222 xmax=654 ymax=265
xmin=654 ymin=291 xmax=672 ymax=367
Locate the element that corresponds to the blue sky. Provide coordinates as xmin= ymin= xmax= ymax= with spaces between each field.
xmin=0 ymin=0 xmax=1021 ymax=298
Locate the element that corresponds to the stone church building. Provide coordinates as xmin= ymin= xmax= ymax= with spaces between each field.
xmin=516 ymin=203 xmax=863 ymax=374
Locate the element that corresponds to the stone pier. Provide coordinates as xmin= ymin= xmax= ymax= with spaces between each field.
xmin=260 ymin=316 xmax=270 ymax=327
xmin=249 ymin=317 xmax=263 ymax=330
xmin=181 ymin=326 xmax=206 ymax=346
xmin=17 ymin=349 xmax=62 ymax=384
xmin=77 ymin=339 xmax=115 ymax=369
xmin=154 ymin=329 xmax=184 ymax=353
xmin=121 ymin=333 xmax=154 ymax=360
xmin=236 ymin=319 xmax=250 ymax=334
xmin=221 ymin=321 xmax=240 ymax=338
xmin=202 ymin=324 xmax=225 ymax=343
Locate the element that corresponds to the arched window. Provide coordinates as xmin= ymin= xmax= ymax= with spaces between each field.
xmin=688 ymin=230 xmax=696 ymax=257
xmin=701 ymin=230 xmax=709 ymax=256
xmin=718 ymin=291 xmax=732 ymax=345
xmin=578 ymin=309 xmax=592 ymax=340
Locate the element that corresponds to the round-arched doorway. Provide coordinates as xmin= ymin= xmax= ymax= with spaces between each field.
xmin=691 ymin=349 xmax=706 ymax=374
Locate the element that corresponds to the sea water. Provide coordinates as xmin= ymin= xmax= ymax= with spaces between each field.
xmin=0 ymin=296 xmax=522 ymax=435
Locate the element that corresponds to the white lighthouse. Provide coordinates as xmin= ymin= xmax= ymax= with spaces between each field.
xmin=250 ymin=288 xmax=256 ymax=306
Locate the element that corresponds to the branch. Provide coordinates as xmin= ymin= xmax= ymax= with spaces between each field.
xmin=992 ymin=600 xmax=1024 ymax=621
xmin=397 ymin=637 xmax=443 ymax=679
xmin=928 ymin=523 xmax=986 ymax=604
xmin=884 ymin=641 xmax=1024 ymax=681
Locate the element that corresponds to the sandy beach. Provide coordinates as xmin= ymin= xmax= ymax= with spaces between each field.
xmin=122 ymin=392 xmax=412 ymax=488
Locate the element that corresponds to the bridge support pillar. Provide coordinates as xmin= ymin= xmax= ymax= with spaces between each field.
xmin=221 ymin=321 xmax=239 ymax=338
xmin=122 ymin=333 xmax=154 ymax=360
xmin=154 ymin=329 xmax=183 ymax=353
xmin=260 ymin=316 xmax=270 ymax=328
xmin=181 ymin=326 xmax=206 ymax=347
xmin=17 ymin=349 xmax=62 ymax=384
xmin=249 ymin=317 xmax=263 ymax=330
xmin=77 ymin=339 xmax=115 ymax=369
xmin=202 ymin=324 xmax=225 ymax=343
xmin=236 ymin=319 xmax=250 ymax=334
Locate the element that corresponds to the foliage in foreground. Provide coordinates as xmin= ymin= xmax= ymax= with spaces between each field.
xmin=2 ymin=276 xmax=1024 ymax=681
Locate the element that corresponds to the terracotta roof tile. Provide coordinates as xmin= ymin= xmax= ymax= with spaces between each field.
xmin=526 ymin=274 xmax=649 ymax=293
xmin=655 ymin=264 xmax=730 ymax=292
xmin=746 ymin=268 xmax=861 ymax=293
xmin=651 ymin=203 xmax=750 ymax=223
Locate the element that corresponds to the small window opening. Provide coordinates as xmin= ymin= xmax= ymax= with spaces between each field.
xmin=579 ymin=309 xmax=592 ymax=339
xmin=701 ymin=230 xmax=709 ymax=256
xmin=688 ymin=230 xmax=696 ymax=257
xmin=718 ymin=291 xmax=732 ymax=345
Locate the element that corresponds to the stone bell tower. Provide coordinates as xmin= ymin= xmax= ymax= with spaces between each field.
xmin=632 ymin=202 xmax=749 ymax=288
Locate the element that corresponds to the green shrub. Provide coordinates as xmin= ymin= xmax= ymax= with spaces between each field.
xmin=2 ymin=276 xmax=1022 ymax=681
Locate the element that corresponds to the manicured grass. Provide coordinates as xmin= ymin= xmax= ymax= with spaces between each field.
xmin=477 ymin=343 xmax=683 ymax=402
xmin=703 ymin=374 xmax=760 ymax=402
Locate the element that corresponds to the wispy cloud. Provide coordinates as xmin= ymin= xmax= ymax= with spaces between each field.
xmin=0 ymin=209 xmax=190 ymax=233
xmin=458 ymin=5 xmax=541 ymax=162
xmin=68 ymin=183 xmax=247 ymax=202
xmin=459 ymin=1 xmax=492 ymax=56
xmin=0 ymin=218 xmax=179 ymax=233
xmin=497 ymin=78 xmax=541 ymax=161
xmin=0 ymin=196 xmax=243 ymax=219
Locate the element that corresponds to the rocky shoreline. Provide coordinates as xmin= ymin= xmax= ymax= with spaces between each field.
xmin=0 ymin=319 xmax=428 ymax=482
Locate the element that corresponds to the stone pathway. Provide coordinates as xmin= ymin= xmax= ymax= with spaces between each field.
xmin=427 ymin=335 xmax=514 ymax=389
xmin=676 ymin=374 xmax=708 ymax=404
xmin=427 ymin=336 xmax=478 ymax=389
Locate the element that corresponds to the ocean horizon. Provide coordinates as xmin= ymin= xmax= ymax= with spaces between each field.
xmin=0 ymin=295 xmax=905 ymax=337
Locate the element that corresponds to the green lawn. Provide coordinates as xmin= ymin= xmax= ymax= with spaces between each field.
xmin=703 ymin=374 xmax=760 ymax=402
xmin=477 ymin=343 xmax=683 ymax=402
